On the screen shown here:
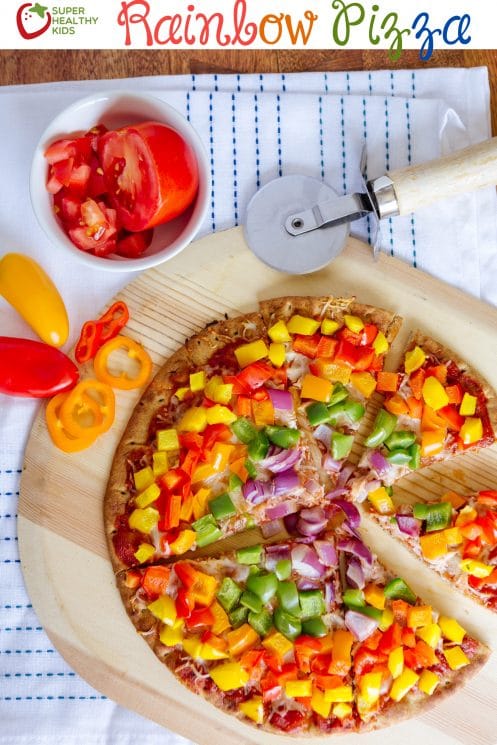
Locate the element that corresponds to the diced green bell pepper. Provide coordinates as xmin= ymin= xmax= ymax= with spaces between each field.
xmin=248 ymin=608 xmax=273 ymax=636
xmin=236 ymin=544 xmax=263 ymax=565
xmin=274 ymin=608 xmax=302 ymax=640
xmin=229 ymin=605 xmax=249 ymax=628
xmin=384 ymin=430 xmax=416 ymax=451
xmin=328 ymin=383 xmax=349 ymax=407
xmin=275 ymin=559 xmax=292 ymax=581
xmin=216 ymin=577 xmax=242 ymax=612
xmin=301 ymin=617 xmax=327 ymax=637
xmin=343 ymin=588 xmax=365 ymax=609
xmin=409 ymin=443 xmax=421 ymax=470
xmin=229 ymin=473 xmax=243 ymax=492
xmin=232 ymin=417 xmax=258 ymax=444
xmin=386 ymin=448 xmax=412 ymax=465
xmin=246 ymin=572 xmax=278 ymax=603
xmin=276 ymin=581 xmax=300 ymax=615
xmin=240 ymin=590 xmax=263 ymax=613
xmin=265 ymin=426 xmax=300 ymax=449
xmin=331 ymin=432 xmax=354 ymax=460
xmin=298 ymin=589 xmax=325 ymax=619
xmin=209 ymin=492 xmax=237 ymax=521
xmin=192 ymin=514 xmax=223 ymax=547
xmin=364 ymin=409 xmax=398 ymax=448
xmin=383 ymin=577 xmax=417 ymax=605
xmin=356 ymin=605 xmax=383 ymax=622
xmin=328 ymin=398 xmax=365 ymax=425
xmin=306 ymin=402 xmax=331 ymax=427
xmin=244 ymin=459 xmax=258 ymax=480
xmin=413 ymin=501 xmax=452 ymax=532
xmin=248 ymin=430 xmax=270 ymax=461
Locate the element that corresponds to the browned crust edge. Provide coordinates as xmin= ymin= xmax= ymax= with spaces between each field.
xmin=185 ymin=312 xmax=268 ymax=367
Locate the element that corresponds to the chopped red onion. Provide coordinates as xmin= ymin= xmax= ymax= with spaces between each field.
xmin=369 ymin=450 xmax=389 ymax=474
xmin=313 ymin=424 xmax=333 ymax=450
xmin=337 ymin=462 xmax=356 ymax=488
xmin=242 ymin=479 xmax=272 ymax=505
xmin=303 ymin=478 xmax=321 ymax=495
xmin=259 ymin=448 xmax=301 ymax=474
xmin=300 ymin=508 xmax=326 ymax=524
xmin=265 ymin=501 xmax=298 ymax=521
xmin=324 ymin=579 xmax=335 ymax=608
xmin=267 ymin=388 xmax=293 ymax=410
xmin=314 ymin=540 xmax=337 ymax=567
xmin=337 ymin=537 xmax=373 ymax=566
xmin=261 ymin=519 xmax=285 ymax=538
xmin=284 ymin=513 xmax=299 ymax=534
xmin=325 ymin=487 xmax=349 ymax=500
xmin=328 ymin=499 xmax=361 ymax=530
xmin=273 ymin=469 xmax=300 ymax=496
xmin=364 ymin=479 xmax=382 ymax=494
xmin=291 ymin=544 xmax=326 ymax=578
xmin=345 ymin=610 xmax=378 ymax=641
xmin=346 ymin=557 xmax=365 ymax=589
xmin=323 ymin=454 xmax=342 ymax=473
xmin=396 ymin=514 xmax=422 ymax=537
xmin=297 ymin=517 xmax=328 ymax=537
xmin=296 ymin=577 xmax=322 ymax=591
xmin=264 ymin=543 xmax=291 ymax=570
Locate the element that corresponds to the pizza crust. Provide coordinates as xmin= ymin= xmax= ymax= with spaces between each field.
xmin=185 ymin=313 xmax=267 ymax=367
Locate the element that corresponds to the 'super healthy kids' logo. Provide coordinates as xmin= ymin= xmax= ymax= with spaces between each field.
xmin=16 ymin=3 xmax=99 ymax=37
xmin=16 ymin=3 xmax=51 ymax=39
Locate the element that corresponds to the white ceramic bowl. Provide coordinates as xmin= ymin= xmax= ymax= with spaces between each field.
xmin=30 ymin=92 xmax=210 ymax=272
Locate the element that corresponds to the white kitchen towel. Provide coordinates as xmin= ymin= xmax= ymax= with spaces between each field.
xmin=0 ymin=67 xmax=496 ymax=744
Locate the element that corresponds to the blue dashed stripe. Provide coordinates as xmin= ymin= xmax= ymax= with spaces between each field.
xmin=390 ymin=71 xmax=395 ymax=96
xmin=259 ymin=73 xmax=264 ymax=92
xmin=1 ymin=626 xmax=43 ymax=631
xmin=191 ymin=73 xmax=196 ymax=91
xmin=0 ymin=470 xmax=22 ymax=474
xmin=362 ymin=97 xmax=372 ymax=246
xmin=231 ymin=93 xmax=238 ymax=225
xmin=0 ymin=514 xmax=17 ymax=519
xmin=384 ymin=97 xmax=394 ymax=256
xmin=186 ymin=91 xmax=191 ymax=123
xmin=318 ymin=96 xmax=325 ymax=181
xmin=346 ymin=72 xmax=351 ymax=94
xmin=236 ymin=73 xmax=241 ymax=93
xmin=1 ymin=648 xmax=55 ymax=654
xmin=340 ymin=97 xmax=347 ymax=193
xmin=254 ymin=94 xmax=261 ymax=189
xmin=0 ymin=695 xmax=107 ymax=701
xmin=281 ymin=73 xmax=286 ymax=92
xmin=1 ymin=604 xmax=32 ymax=609
xmin=276 ymin=94 xmax=282 ymax=177
xmin=208 ymin=93 xmax=216 ymax=232
xmin=3 ymin=671 xmax=76 ymax=678
xmin=1 ymin=536 xmax=18 ymax=541
xmin=323 ymin=72 xmax=329 ymax=93
xmin=2 ymin=559 xmax=21 ymax=564
xmin=0 ymin=492 xmax=19 ymax=497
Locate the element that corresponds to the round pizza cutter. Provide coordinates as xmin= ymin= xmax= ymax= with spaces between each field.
xmin=244 ymin=137 xmax=497 ymax=274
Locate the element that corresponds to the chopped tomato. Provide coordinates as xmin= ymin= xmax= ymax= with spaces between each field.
xmin=98 ymin=122 xmax=199 ymax=232
xmin=68 ymin=199 xmax=117 ymax=256
xmin=44 ymin=138 xmax=78 ymax=165
xmin=116 ymin=229 xmax=154 ymax=258
xmin=51 ymin=157 xmax=75 ymax=187
xmin=66 ymin=163 xmax=91 ymax=198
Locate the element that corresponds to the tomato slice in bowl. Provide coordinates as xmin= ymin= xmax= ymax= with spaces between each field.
xmin=68 ymin=198 xmax=117 ymax=256
xmin=115 ymin=228 xmax=154 ymax=258
xmin=97 ymin=121 xmax=199 ymax=232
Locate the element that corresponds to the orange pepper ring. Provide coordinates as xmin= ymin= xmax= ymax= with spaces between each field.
xmin=46 ymin=393 xmax=100 ymax=453
xmin=93 ymin=335 xmax=152 ymax=390
xmin=59 ymin=379 xmax=115 ymax=439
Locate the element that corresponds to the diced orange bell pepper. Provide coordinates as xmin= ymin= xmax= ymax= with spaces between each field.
xmin=390 ymin=600 xmax=410 ymax=626
xmin=376 ymin=372 xmax=400 ymax=393
xmin=316 ymin=336 xmax=338 ymax=359
xmin=292 ymin=333 xmax=321 ymax=358
xmin=252 ymin=399 xmax=275 ymax=426
xmin=420 ymin=531 xmax=448 ymax=560
xmin=328 ymin=630 xmax=353 ymax=675
xmin=425 ymin=364 xmax=447 ymax=385
xmin=409 ymin=368 xmax=426 ymax=399
xmin=142 ymin=565 xmax=170 ymax=597
xmin=421 ymin=405 xmax=447 ymax=432
xmin=226 ymin=623 xmax=260 ymax=657
xmin=446 ymin=383 xmax=463 ymax=405
xmin=421 ymin=429 xmax=446 ymax=458
xmin=301 ymin=374 xmax=333 ymax=402
xmin=236 ymin=395 xmax=252 ymax=418
xmin=406 ymin=396 xmax=423 ymax=420
xmin=441 ymin=490 xmax=467 ymax=509
xmin=312 ymin=359 xmax=351 ymax=384
xmin=210 ymin=601 xmax=231 ymax=636
xmin=364 ymin=584 xmax=386 ymax=610
xmin=384 ymin=394 xmax=409 ymax=416
xmin=406 ymin=605 xmax=432 ymax=629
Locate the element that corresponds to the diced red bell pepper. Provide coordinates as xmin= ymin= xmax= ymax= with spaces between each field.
xmin=292 ymin=333 xmax=322 ymax=358
xmin=469 ymin=567 xmax=497 ymax=590
xmin=404 ymin=640 xmax=437 ymax=670
xmin=310 ymin=653 xmax=332 ymax=674
xmin=263 ymin=651 xmax=283 ymax=674
xmin=362 ymin=629 xmax=383 ymax=651
xmin=353 ymin=646 xmax=387 ymax=676
xmin=159 ymin=468 xmax=190 ymax=494
xmin=236 ymin=361 xmax=274 ymax=390
xmin=361 ymin=324 xmax=378 ymax=346
xmin=316 ymin=336 xmax=338 ymax=359
xmin=377 ymin=622 xmax=403 ymax=654
xmin=476 ymin=515 xmax=497 ymax=544
xmin=276 ymin=663 xmax=299 ymax=685
xmin=260 ymin=671 xmax=283 ymax=702
xmin=353 ymin=346 xmax=376 ymax=371
xmin=438 ymin=405 xmax=464 ymax=431
xmin=174 ymin=562 xmax=198 ymax=588
xmin=294 ymin=636 xmax=322 ymax=673
xmin=223 ymin=375 xmax=249 ymax=395
xmin=141 ymin=565 xmax=170 ymax=597
xmin=463 ymin=539 xmax=482 ymax=558
xmin=181 ymin=449 xmax=200 ymax=477
xmin=203 ymin=423 xmax=232 ymax=450
xmin=240 ymin=649 xmax=265 ymax=670
xmin=175 ymin=587 xmax=194 ymax=619
xmin=337 ymin=327 xmax=362 ymax=346
xmin=478 ymin=490 xmax=497 ymax=505
xmin=312 ymin=674 xmax=344 ymax=691
xmin=185 ymin=606 xmax=214 ymax=630
xmin=179 ymin=432 xmax=204 ymax=451
xmin=334 ymin=339 xmax=360 ymax=366
xmin=251 ymin=388 xmax=270 ymax=401
xmin=401 ymin=627 xmax=416 ymax=648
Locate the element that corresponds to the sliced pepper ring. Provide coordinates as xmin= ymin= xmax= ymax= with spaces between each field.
xmin=46 ymin=393 xmax=100 ymax=453
xmin=93 ymin=335 xmax=152 ymax=390
xmin=59 ymin=378 xmax=115 ymax=439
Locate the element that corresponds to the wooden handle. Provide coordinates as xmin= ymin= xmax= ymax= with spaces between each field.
xmin=390 ymin=137 xmax=497 ymax=216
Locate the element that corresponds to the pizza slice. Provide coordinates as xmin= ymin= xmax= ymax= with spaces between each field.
xmin=258 ymin=296 xmax=402 ymax=493
xmin=367 ymin=487 xmax=497 ymax=613
xmin=352 ymin=331 xmax=497 ymax=500
xmin=117 ymin=506 xmax=488 ymax=735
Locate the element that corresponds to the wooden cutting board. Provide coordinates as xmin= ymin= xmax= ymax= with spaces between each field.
xmin=18 ymin=228 xmax=497 ymax=745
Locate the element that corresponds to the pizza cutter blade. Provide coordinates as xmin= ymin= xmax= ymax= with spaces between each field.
xmin=244 ymin=136 xmax=497 ymax=274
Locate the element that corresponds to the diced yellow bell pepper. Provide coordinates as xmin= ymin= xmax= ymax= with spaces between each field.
xmin=210 ymin=661 xmax=250 ymax=691
xmin=134 ymin=543 xmax=156 ymax=564
xmin=420 ymin=531 xmax=448 ymax=560
xmin=418 ymin=669 xmax=439 ymax=695
xmin=159 ymin=618 xmax=184 ymax=647
xmin=321 ymin=318 xmax=340 ymax=336
xmin=134 ymin=466 xmax=154 ymax=492
xmin=416 ymin=623 xmax=442 ymax=649
xmin=459 ymin=393 xmax=477 ymax=416
xmin=211 ymin=601 xmax=231 ymax=636
xmin=183 ymin=635 xmax=203 ymax=659
xmin=152 ymin=451 xmax=169 ymax=478
xmin=460 ymin=417 xmax=483 ymax=445
xmin=316 ymin=362 xmax=351 ymax=384
xmin=373 ymin=331 xmax=389 ymax=356
xmin=239 ymin=697 xmax=264 ymax=724
xmin=156 ymin=428 xmax=179 ymax=452
xmin=201 ymin=642 xmax=229 ymax=661
xmin=407 ymin=605 xmax=432 ymax=629
xmin=443 ymin=645 xmax=469 ymax=670
xmin=359 ymin=672 xmax=382 ymax=705
xmin=128 ymin=507 xmax=159 ymax=534
xmin=189 ymin=571 xmax=219 ymax=607
xmin=252 ymin=399 xmax=275 ymax=427
xmin=438 ymin=616 xmax=466 ymax=644
xmin=135 ymin=482 xmax=161 ymax=509
xmin=389 ymin=668 xmax=419 ymax=701
xmin=191 ymin=462 xmax=217 ymax=484
xmin=310 ymin=688 xmax=332 ymax=718
xmin=443 ymin=526 xmax=463 ymax=547
xmin=262 ymin=631 xmax=294 ymax=660
xmin=189 ymin=371 xmax=206 ymax=392
xmin=388 ymin=647 xmax=404 ymax=679
xmin=234 ymin=339 xmax=268 ymax=368
xmin=287 ymin=315 xmax=320 ymax=336
xmin=350 ymin=371 xmax=377 ymax=398
xmin=192 ymin=487 xmax=211 ymax=519
xmin=333 ymin=703 xmax=353 ymax=719
xmin=285 ymin=679 xmax=312 ymax=698
xmin=364 ymin=583 xmax=386 ymax=610
xmin=210 ymin=442 xmax=235 ymax=472
xmin=147 ymin=594 xmax=177 ymax=625
xmin=226 ymin=624 xmax=260 ymax=657
xmin=204 ymin=376 xmax=226 ymax=403
xmin=206 ymin=405 xmax=237 ymax=425
xmin=379 ymin=607 xmax=394 ymax=631
xmin=178 ymin=407 xmax=208 ymax=433
xmin=368 ymin=486 xmax=395 ymax=515
xmin=344 ymin=314 xmax=364 ymax=333
xmin=405 ymin=346 xmax=426 ymax=374
xmin=175 ymin=387 xmax=190 ymax=401
xmin=422 ymin=376 xmax=449 ymax=411
xmin=460 ymin=559 xmax=494 ymax=578
xmin=324 ymin=686 xmax=354 ymax=703
xmin=169 ymin=529 xmax=196 ymax=555
xmin=455 ymin=505 xmax=478 ymax=527
xmin=268 ymin=342 xmax=286 ymax=368
xmin=301 ymin=374 xmax=333 ymax=402
xmin=268 ymin=320 xmax=291 ymax=343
